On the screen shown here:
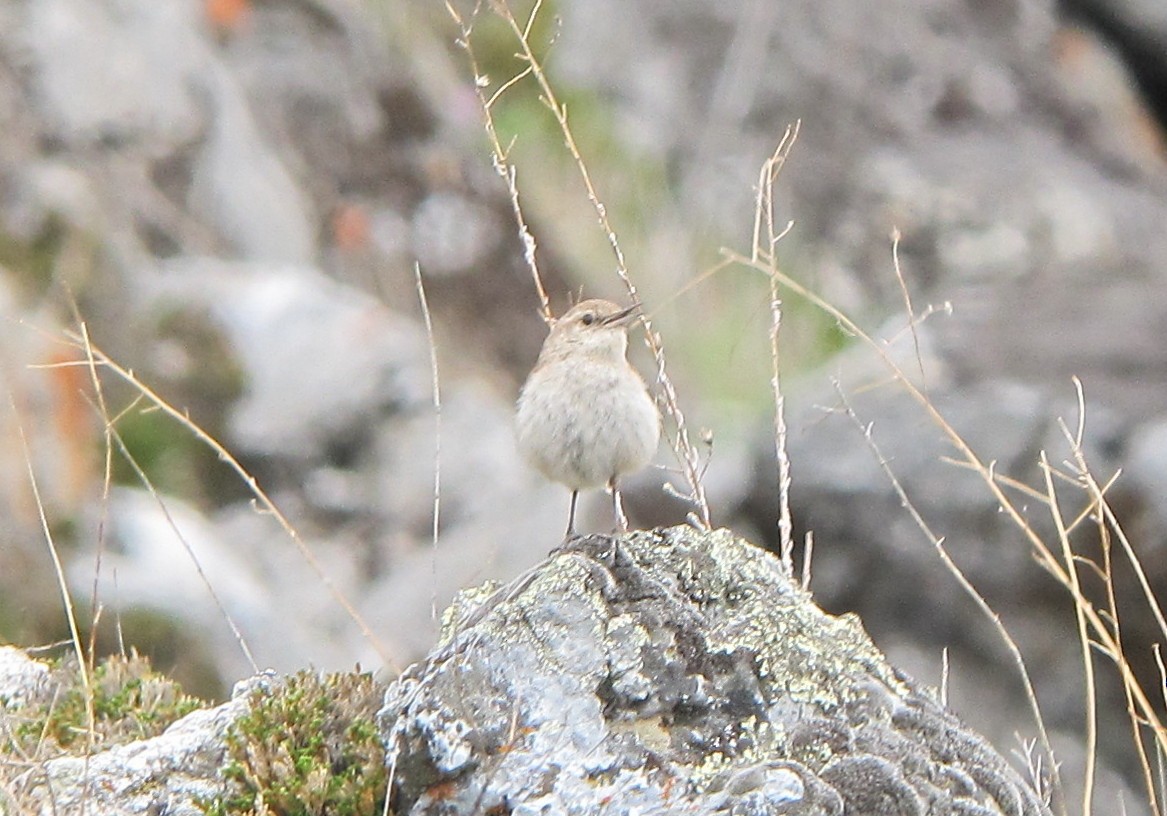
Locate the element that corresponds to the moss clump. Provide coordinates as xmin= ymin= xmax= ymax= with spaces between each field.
xmin=202 ymin=671 xmax=389 ymax=816
xmin=5 ymin=651 xmax=203 ymax=756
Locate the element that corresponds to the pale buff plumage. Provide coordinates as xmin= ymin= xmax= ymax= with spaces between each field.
xmin=516 ymin=299 xmax=660 ymax=537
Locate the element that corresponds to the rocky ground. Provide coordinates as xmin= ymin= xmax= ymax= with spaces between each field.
xmin=1 ymin=0 xmax=1166 ymax=812
xmin=1 ymin=528 xmax=1055 ymax=815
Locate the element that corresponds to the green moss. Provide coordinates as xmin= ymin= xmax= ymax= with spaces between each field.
xmin=0 ymin=215 xmax=66 ymax=300
xmin=4 ymin=652 xmax=203 ymax=756
xmin=109 ymin=304 xmax=245 ymax=504
xmin=109 ymin=407 xmax=201 ymax=494
xmin=201 ymin=671 xmax=389 ymax=816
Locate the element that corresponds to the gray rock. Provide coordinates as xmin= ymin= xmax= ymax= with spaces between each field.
xmin=22 ymin=0 xmax=205 ymax=146
xmin=411 ymin=191 xmax=503 ymax=277
xmin=143 ymin=258 xmax=430 ymax=461
xmin=1068 ymin=0 xmax=1167 ymax=61
xmin=0 ymin=647 xmax=52 ymax=710
xmin=187 ymin=62 xmax=318 ymax=265
xmin=10 ymin=671 xmax=265 ymax=816
xmin=380 ymin=526 xmax=1050 ymax=815
xmin=1126 ymin=418 xmax=1167 ymax=517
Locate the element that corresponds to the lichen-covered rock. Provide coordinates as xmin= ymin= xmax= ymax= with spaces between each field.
xmin=379 ymin=526 xmax=1051 ymax=815
xmin=1 ymin=656 xmax=257 ymax=816
xmin=0 ymin=658 xmax=389 ymax=816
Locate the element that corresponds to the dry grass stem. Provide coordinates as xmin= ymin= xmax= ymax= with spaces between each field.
xmin=414 ymin=263 xmax=443 ymax=624
xmin=752 ymin=122 xmax=800 ymax=575
xmin=1099 ymin=490 xmax=1158 ymax=816
xmin=1040 ymin=449 xmax=1096 ymax=815
xmin=10 ymin=394 xmax=96 ymax=754
xmin=52 ymin=335 xmax=399 ymax=673
xmin=889 ymin=228 xmax=928 ymax=394
xmin=446 ymin=0 xmax=552 ymax=326
xmin=1059 ymin=381 xmax=1162 ymax=814
xmin=940 ymin=647 xmax=950 ymax=708
xmin=73 ymin=317 xmax=117 ymax=676
xmin=102 ymin=413 xmax=260 ymax=674
xmin=1014 ymin=736 xmax=1056 ymax=808
xmin=829 ymin=381 xmax=1065 ymax=811
xmin=800 ymin=531 xmax=813 ymax=593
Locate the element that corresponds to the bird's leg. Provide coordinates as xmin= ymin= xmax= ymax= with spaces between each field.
xmin=609 ymin=478 xmax=629 ymax=533
xmin=565 ymin=490 xmax=580 ymax=539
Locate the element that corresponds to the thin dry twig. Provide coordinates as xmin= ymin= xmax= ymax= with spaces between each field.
xmin=102 ymin=411 xmax=260 ymax=674
xmin=55 ymin=336 xmax=399 ymax=673
xmin=752 ymin=122 xmax=800 ymax=575
xmin=1154 ymin=647 xmax=1167 ymax=741
xmin=1014 ymin=736 xmax=1055 ymax=809
xmin=414 ymin=263 xmax=443 ymax=624
xmin=446 ymin=0 xmax=552 ymax=326
xmin=800 ymin=531 xmax=814 ymax=593
xmin=1061 ymin=379 xmax=1161 ymax=815
xmin=889 ymin=228 xmax=927 ymax=396
xmin=72 ymin=316 xmax=115 ymax=680
xmin=10 ymin=394 xmax=96 ymax=753
xmin=829 ymin=381 xmax=1066 ymax=811
xmin=1098 ymin=483 xmax=1158 ymax=816
xmin=940 ymin=647 xmax=950 ymax=709
xmin=1040 ymin=449 xmax=1096 ymax=815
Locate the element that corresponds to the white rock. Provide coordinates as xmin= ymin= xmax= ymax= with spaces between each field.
xmin=187 ymin=64 xmax=317 ymax=265
xmin=25 ymin=0 xmax=205 ymax=145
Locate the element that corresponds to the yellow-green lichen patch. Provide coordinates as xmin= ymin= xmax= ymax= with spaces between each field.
xmin=201 ymin=670 xmax=389 ymax=816
xmin=438 ymin=579 xmax=502 ymax=645
xmin=641 ymin=527 xmax=908 ymax=712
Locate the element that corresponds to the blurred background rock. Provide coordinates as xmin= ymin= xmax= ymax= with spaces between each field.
xmin=1 ymin=0 xmax=1166 ymax=809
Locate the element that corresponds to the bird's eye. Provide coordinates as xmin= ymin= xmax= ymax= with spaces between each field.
xmin=580 ymin=312 xmax=596 ymax=326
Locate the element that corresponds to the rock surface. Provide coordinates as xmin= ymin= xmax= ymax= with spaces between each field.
xmin=0 ymin=646 xmax=252 ymax=816
xmin=380 ymin=526 xmax=1051 ymax=815
xmin=2 ymin=529 xmax=1052 ymax=814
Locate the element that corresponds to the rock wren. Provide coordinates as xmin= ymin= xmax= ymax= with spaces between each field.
xmin=516 ymin=299 xmax=661 ymax=537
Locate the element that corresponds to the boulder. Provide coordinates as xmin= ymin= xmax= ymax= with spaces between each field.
xmin=380 ymin=526 xmax=1051 ymax=815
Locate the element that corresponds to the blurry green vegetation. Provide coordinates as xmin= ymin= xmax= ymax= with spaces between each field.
xmin=201 ymin=671 xmax=389 ymax=816
xmin=112 ymin=407 xmax=207 ymax=496
xmin=0 ymin=216 xmax=68 ymax=302
xmin=110 ymin=398 xmax=253 ymax=507
xmin=84 ymin=608 xmax=227 ymax=702
xmin=0 ymin=577 xmax=60 ymax=652
xmin=0 ymin=208 xmax=103 ymax=310
xmin=666 ymin=266 xmax=851 ymax=423
xmin=110 ymin=306 xmax=246 ymax=505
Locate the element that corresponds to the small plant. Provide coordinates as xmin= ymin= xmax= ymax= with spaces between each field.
xmin=5 ymin=651 xmax=202 ymax=757
xmin=202 ymin=670 xmax=389 ymax=816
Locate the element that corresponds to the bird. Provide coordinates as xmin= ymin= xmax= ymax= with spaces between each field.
xmin=516 ymin=299 xmax=661 ymax=538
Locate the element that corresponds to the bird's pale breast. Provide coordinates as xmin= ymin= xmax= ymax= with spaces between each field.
xmin=516 ymin=355 xmax=659 ymax=490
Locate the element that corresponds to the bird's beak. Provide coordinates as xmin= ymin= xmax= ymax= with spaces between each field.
xmin=602 ymin=304 xmax=642 ymax=327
